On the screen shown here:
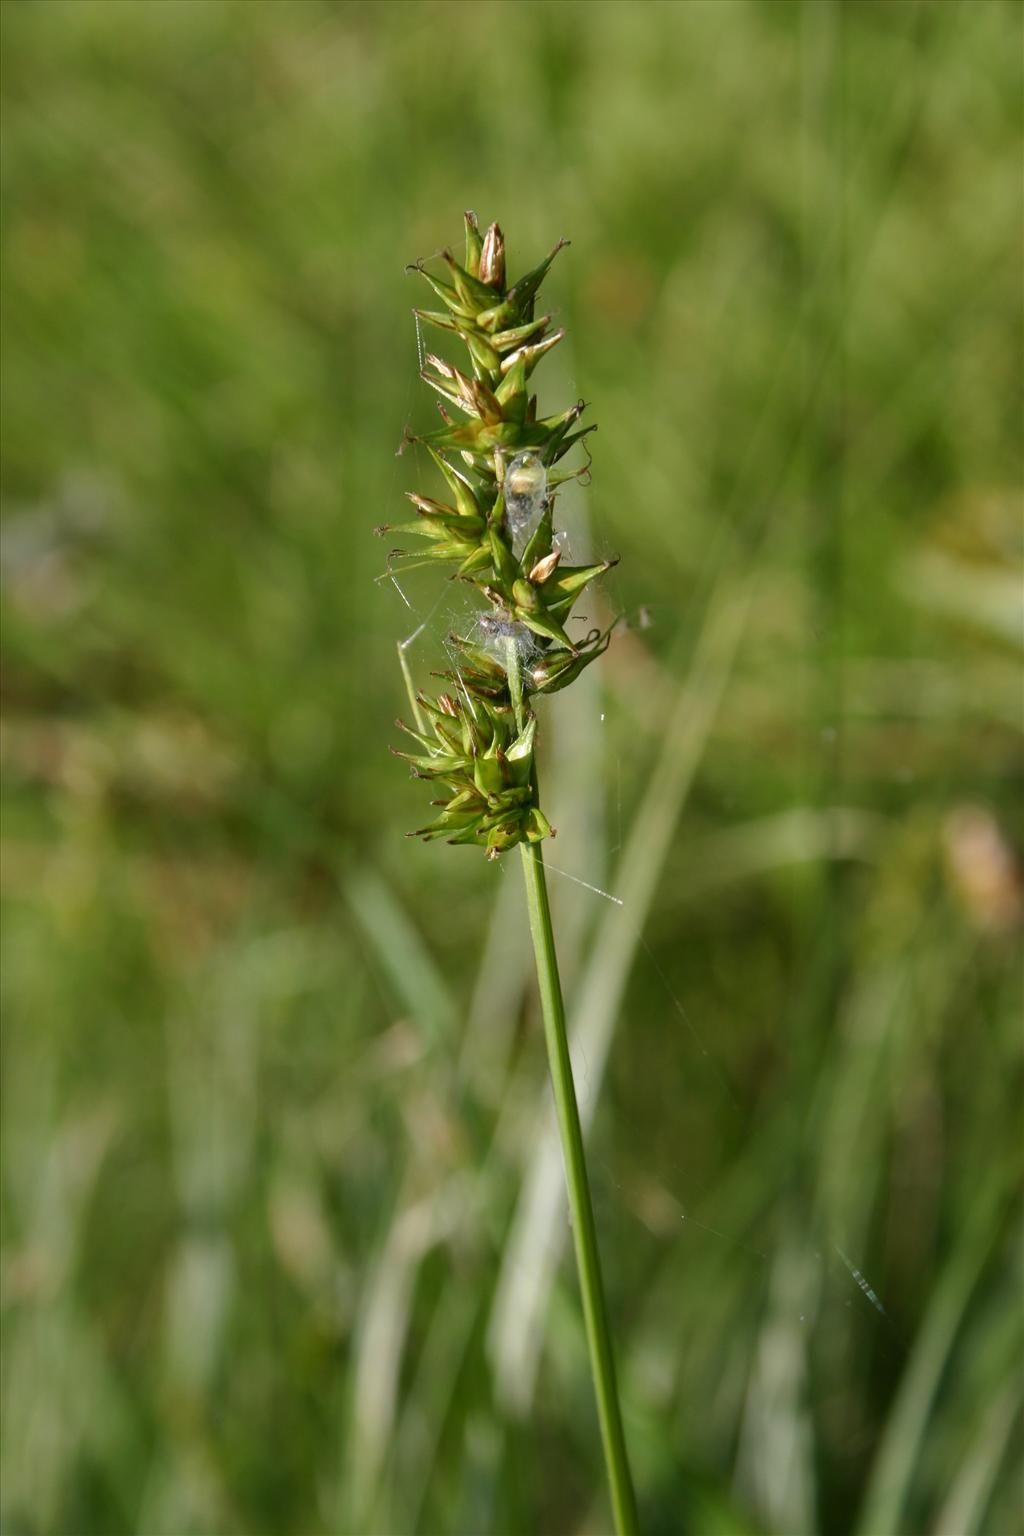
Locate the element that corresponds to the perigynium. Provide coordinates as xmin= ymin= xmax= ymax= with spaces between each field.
xmin=381 ymin=215 xmax=639 ymax=1535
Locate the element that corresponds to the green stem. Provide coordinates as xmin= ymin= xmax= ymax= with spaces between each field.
xmin=519 ymin=839 xmax=640 ymax=1534
xmin=505 ymin=639 xmax=639 ymax=1536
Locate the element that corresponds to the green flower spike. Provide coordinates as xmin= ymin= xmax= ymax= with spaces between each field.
xmin=386 ymin=215 xmax=618 ymax=860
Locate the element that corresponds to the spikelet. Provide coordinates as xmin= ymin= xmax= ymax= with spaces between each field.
xmin=385 ymin=215 xmax=616 ymax=857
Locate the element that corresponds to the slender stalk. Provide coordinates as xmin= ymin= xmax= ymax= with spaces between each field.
xmin=519 ymin=838 xmax=640 ymax=1533
xmin=506 ymin=641 xmax=639 ymax=1536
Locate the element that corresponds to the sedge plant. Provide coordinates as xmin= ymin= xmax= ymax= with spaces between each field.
xmin=380 ymin=214 xmax=638 ymax=1533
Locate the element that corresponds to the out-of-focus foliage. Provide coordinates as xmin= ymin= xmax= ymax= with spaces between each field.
xmin=1 ymin=3 xmax=1020 ymax=1534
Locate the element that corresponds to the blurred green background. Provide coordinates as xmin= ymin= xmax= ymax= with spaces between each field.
xmin=2 ymin=2 xmax=1021 ymax=1533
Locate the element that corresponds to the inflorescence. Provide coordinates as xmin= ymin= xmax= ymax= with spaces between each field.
xmin=382 ymin=214 xmax=616 ymax=858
